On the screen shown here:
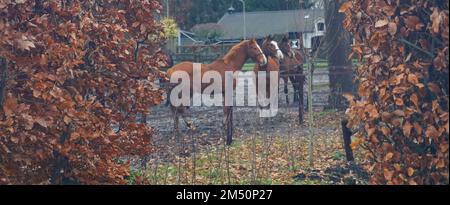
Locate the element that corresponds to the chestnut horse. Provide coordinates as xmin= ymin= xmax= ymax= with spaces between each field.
xmin=254 ymin=36 xmax=284 ymax=107
xmin=166 ymin=39 xmax=267 ymax=145
xmin=279 ymin=36 xmax=304 ymax=104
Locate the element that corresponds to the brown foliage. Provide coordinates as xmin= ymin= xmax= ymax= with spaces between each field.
xmin=341 ymin=0 xmax=449 ymax=184
xmin=0 ymin=0 xmax=167 ymax=184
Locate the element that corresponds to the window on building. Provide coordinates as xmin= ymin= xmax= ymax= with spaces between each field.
xmin=288 ymin=32 xmax=298 ymax=39
xmin=317 ymin=22 xmax=325 ymax=32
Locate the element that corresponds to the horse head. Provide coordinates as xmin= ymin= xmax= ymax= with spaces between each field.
xmin=262 ymin=35 xmax=284 ymax=61
xmin=246 ymin=39 xmax=267 ymax=67
xmin=279 ymin=35 xmax=294 ymax=58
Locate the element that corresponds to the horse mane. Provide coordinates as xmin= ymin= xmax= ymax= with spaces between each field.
xmin=222 ymin=40 xmax=248 ymax=65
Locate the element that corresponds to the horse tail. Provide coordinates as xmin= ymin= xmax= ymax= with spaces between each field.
xmin=166 ymin=86 xmax=173 ymax=107
xmin=166 ymin=54 xmax=174 ymax=69
xmin=165 ymin=68 xmax=174 ymax=107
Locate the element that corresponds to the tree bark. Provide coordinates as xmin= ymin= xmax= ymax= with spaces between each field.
xmin=324 ymin=0 xmax=354 ymax=109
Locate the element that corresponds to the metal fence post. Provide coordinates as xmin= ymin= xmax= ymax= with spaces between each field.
xmin=307 ymin=60 xmax=314 ymax=167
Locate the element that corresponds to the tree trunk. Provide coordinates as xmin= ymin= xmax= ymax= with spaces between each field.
xmin=324 ymin=0 xmax=354 ymax=109
xmin=341 ymin=119 xmax=354 ymax=162
xmin=0 ymin=57 xmax=7 ymax=107
xmin=50 ymin=129 xmax=72 ymax=185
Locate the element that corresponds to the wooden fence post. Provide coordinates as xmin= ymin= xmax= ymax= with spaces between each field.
xmin=341 ymin=119 xmax=354 ymax=161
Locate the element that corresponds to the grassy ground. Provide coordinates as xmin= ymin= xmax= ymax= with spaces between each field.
xmin=242 ymin=63 xmax=255 ymax=72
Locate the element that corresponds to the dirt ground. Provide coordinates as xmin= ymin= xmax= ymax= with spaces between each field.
xmin=128 ymin=104 xmax=368 ymax=185
xmin=128 ymin=77 xmax=368 ymax=185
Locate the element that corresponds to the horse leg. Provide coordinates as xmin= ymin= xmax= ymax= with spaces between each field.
xmin=223 ymin=106 xmax=233 ymax=146
xmin=299 ymin=75 xmax=305 ymax=111
xmin=283 ymin=76 xmax=289 ymax=104
xmin=180 ymin=108 xmax=195 ymax=130
xmin=227 ymin=107 xmax=233 ymax=146
xmin=172 ymin=106 xmax=180 ymax=138
xmin=290 ymin=75 xmax=300 ymax=103
xmin=299 ymin=75 xmax=305 ymax=124
xmin=265 ymin=78 xmax=271 ymax=110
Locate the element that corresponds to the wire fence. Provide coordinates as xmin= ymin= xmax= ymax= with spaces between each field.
xmin=146 ymin=67 xmax=355 ymax=119
xmin=133 ymin=67 xmax=358 ymax=185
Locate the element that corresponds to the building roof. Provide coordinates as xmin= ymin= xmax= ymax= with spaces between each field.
xmin=218 ymin=9 xmax=324 ymax=40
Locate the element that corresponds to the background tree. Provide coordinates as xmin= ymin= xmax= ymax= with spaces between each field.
xmin=191 ymin=23 xmax=225 ymax=44
xmin=0 ymin=0 xmax=166 ymax=184
xmin=161 ymin=0 xmax=319 ymax=30
xmin=324 ymin=0 xmax=354 ymax=108
xmin=342 ymin=0 xmax=449 ymax=184
xmin=161 ymin=17 xmax=179 ymax=54
xmin=161 ymin=17 xmax=179 ymax=39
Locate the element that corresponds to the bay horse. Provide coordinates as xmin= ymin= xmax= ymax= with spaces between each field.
xmin=254 ymin=36 xmax=284 ymax=108
xmin=279 ymin=36 xmax=305 ymax=104
xmin=166 ymin=39 xmax=267 ymax=145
